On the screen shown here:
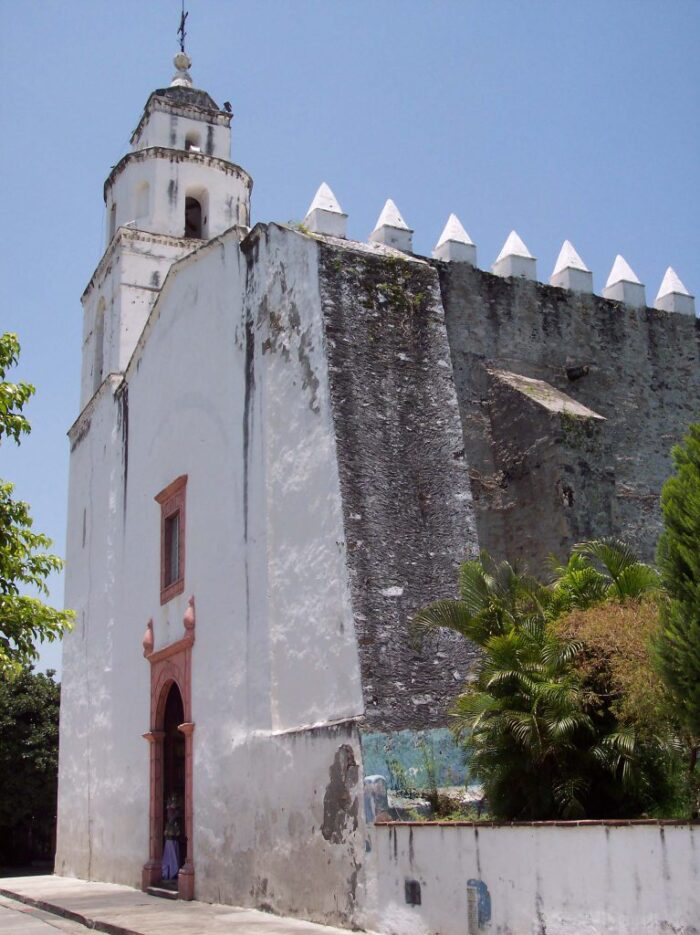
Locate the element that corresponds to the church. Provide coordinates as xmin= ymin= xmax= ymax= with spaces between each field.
xmin=56 ymin=44 xmax=699 ymax=931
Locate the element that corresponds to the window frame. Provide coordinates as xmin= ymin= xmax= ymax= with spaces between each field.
xmin=155 ymin=475 xmax=187 ymax=605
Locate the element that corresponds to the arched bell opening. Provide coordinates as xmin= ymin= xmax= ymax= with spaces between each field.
xmin=135 ymin=181 xmax=150 ymax=220
xmin=184 ymin=197 xmax=203 ymax=239
xmin=184 ymin=188 xmax=209 ymax=240
xmin=184 ymin=131 xmax=201 ymax=152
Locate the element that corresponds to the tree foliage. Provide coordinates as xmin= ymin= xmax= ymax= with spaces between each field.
xmin=0 ymin=333 xmax=73 ymax=676
xmin=549 ymin=538 xmax=661 ymax=614
xmin=556 ymin=598 xmax=670 ymax=736
xmin=0 ymin=334 xmax=33 ymax=444
xmin=655 ymin=423 xmax=700 ymax=774
xmin=414 ymin=543 xmax=678 ymax=820
xmin=0 ymin=666 xmax=60 ymax=864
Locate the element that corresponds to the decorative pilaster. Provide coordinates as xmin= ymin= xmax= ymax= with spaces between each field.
xmin=177 ymin=721 xmax=196 ymax=900
xmin=142 ymin=730 xmax=165 ymax=889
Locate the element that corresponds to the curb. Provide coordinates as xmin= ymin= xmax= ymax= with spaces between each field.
xmin=0 ymin=888 xmax=142 ymax=935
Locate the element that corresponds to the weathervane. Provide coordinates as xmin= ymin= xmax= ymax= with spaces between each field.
xmin=177 ymin=1 xmax=188 ymax=54
xmin=171 ymin=1 xmax=193 ymax=88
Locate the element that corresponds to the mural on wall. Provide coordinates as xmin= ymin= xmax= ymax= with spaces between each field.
xmin=361 ymin=728 xmax=470 ymax=791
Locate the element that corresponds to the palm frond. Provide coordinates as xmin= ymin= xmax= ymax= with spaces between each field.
xmin=410 ymin=599 xmax=474 ymax=646
xmin=573 ymin=538 xmax=640 ymax=583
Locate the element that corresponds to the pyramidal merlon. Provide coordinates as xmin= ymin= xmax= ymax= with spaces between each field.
xmin=436 ymin=213 xmax=474 ymax=248
xmin=495 ymin=230 xmax=534 ymax=262
xmin=605 ymin=255 xmax=641 ymax=288
xmin=306 ymin=182 xmax=344 ymax=217
xmin=657 ymin=266 xmax=691 ymax=299
xmin=552 ymin=240 xmax=589 ymax=275
xmin=373 ymin=199 xmax=410 ymax=232
xmin=304 ymin=182 xmax=347 ymax=237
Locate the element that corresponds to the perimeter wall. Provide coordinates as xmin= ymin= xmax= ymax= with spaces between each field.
xmin=367 ymin=820 xmax=699 ymax=935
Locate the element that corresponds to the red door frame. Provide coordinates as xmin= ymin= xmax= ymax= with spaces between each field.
xmin=142 ymin=596 xmax=196 ymax=900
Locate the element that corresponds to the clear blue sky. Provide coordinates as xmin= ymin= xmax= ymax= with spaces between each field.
xmin=1 ymin=0 xmax=698 ymax=676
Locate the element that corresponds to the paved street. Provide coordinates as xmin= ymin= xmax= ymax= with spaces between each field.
xmin=0 ymin=877 xmax=365 ymax=935
xmin=0 ymin=898 xmax=87 ymax=935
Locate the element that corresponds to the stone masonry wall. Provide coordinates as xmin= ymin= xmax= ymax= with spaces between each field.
xmin=317 ymin=242 xmax=480 ymax=732
xmin=439 ymin=263 xmax=700 ymax=571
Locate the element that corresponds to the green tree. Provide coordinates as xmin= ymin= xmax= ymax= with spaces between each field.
xmin=655 ymin=423 xmax=700 ymax=782
xmin=414 ymin=545 xmax=672 ymax=820
xmin=549 ymin=538 xmax=661 ymax=614
xmin=0 ymin=333 xmax=73 ymax=676
xmin=0 ymin=666 xmax=60 ymax=865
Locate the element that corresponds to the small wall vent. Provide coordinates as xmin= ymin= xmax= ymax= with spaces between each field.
xmin=404 ymin=879 xmax=422 ymax=906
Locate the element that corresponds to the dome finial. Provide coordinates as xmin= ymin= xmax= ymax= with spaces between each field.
xmin=171 ymin=51 xmax=193 ymax=88
xmin=171 ymin=2 xmax=192 ymax=87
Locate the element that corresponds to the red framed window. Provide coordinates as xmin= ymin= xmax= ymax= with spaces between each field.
xmin=155 ymin=475 xmax=187 ymax=605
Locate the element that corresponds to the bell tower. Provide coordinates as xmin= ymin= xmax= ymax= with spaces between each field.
xmin=79 ymin=50 xmax=253 ymax=409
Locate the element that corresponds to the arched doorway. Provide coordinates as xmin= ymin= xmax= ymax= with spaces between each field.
xmin=142 ymin=598 xmax=196 ymax=899
xmin=160 ymin=682 xmax=186 ymax=891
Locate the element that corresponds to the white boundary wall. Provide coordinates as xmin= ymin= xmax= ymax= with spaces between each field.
xmin=366 ymin=820 xmax=699 ymax=935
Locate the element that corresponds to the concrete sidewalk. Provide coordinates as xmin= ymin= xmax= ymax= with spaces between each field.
xmin=0 ymin=876 xmax=363 ymax=935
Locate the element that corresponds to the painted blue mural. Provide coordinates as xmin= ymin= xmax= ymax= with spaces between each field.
xmin=361 ymin=727 xmax=469 ymax=790
xmin=466 ymin=879 xmax=491 ymax=930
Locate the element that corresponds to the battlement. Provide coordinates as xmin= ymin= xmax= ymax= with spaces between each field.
xmin=302 ymin=182 xmax=696 ymax=317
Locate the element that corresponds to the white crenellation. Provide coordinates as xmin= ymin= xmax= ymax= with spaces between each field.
xmin=303 ymin=182 xmax=348 ymax=238
xmin=369 ymin=199 xmax=413 ymax=252
xmin=603 ymin=255 xmax=646 ymax=308
xmin=491 ymin=230 xmax=537 ymax=281
xmin=655 ymin=267 xmax=696 ymax=316
xmin=432 ymin=213 xmax=477 ymax=264
xmin=550 ymin=240 xmax=593 ymax=294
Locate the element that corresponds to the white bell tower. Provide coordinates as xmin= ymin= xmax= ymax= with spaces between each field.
xmin=79 ymin=51 xmax=253 ymax=409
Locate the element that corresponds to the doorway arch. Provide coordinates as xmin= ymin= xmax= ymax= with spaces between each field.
xmin=160 ymin=681 xmax=185 ymax=882
xmin=142 ymin=597 xmax=196 ymax=899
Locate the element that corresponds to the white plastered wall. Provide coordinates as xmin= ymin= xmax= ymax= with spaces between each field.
xmin=367 ymin=822 xmax=700 ymax=935
xmin=105 ymin=153 xmax=249 ymax=247
xmin=132 ymin=105 xmax=231 ymax=160
xmin=58 ymin=224 xmax=367 ymax=926
xmin=79 ymin=233 xmax=198 ymax=409
xmin=57 ymin=376 xmax=147 ymax=886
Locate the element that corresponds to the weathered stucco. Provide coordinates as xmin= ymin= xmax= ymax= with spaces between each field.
xmin=368 ymin=821 xmax=700 ymax=935
xmin=59 ymin=226 xmax=367 ymax=926
xmin=439 ymin=262 xmax=700 ymax=570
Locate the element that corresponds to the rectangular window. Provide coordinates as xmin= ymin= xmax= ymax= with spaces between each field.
xmin=164 ymin=512 xmax=180 ymax=587
xmin=155 ymin=475 xmax=187 ymax=604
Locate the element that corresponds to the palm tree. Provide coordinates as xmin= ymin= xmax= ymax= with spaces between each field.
xmin=413 ymin=553 xmax=599 ymax=818
xmin=454 ymin=617 xmax=597 ymax=819
xmin=549 ymin=538 xmax=660 ymax=615
xmin=412 ymin=542 xmax=667 ymax=820
xmin=412 ymin=551 xmax=549 ymax=649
